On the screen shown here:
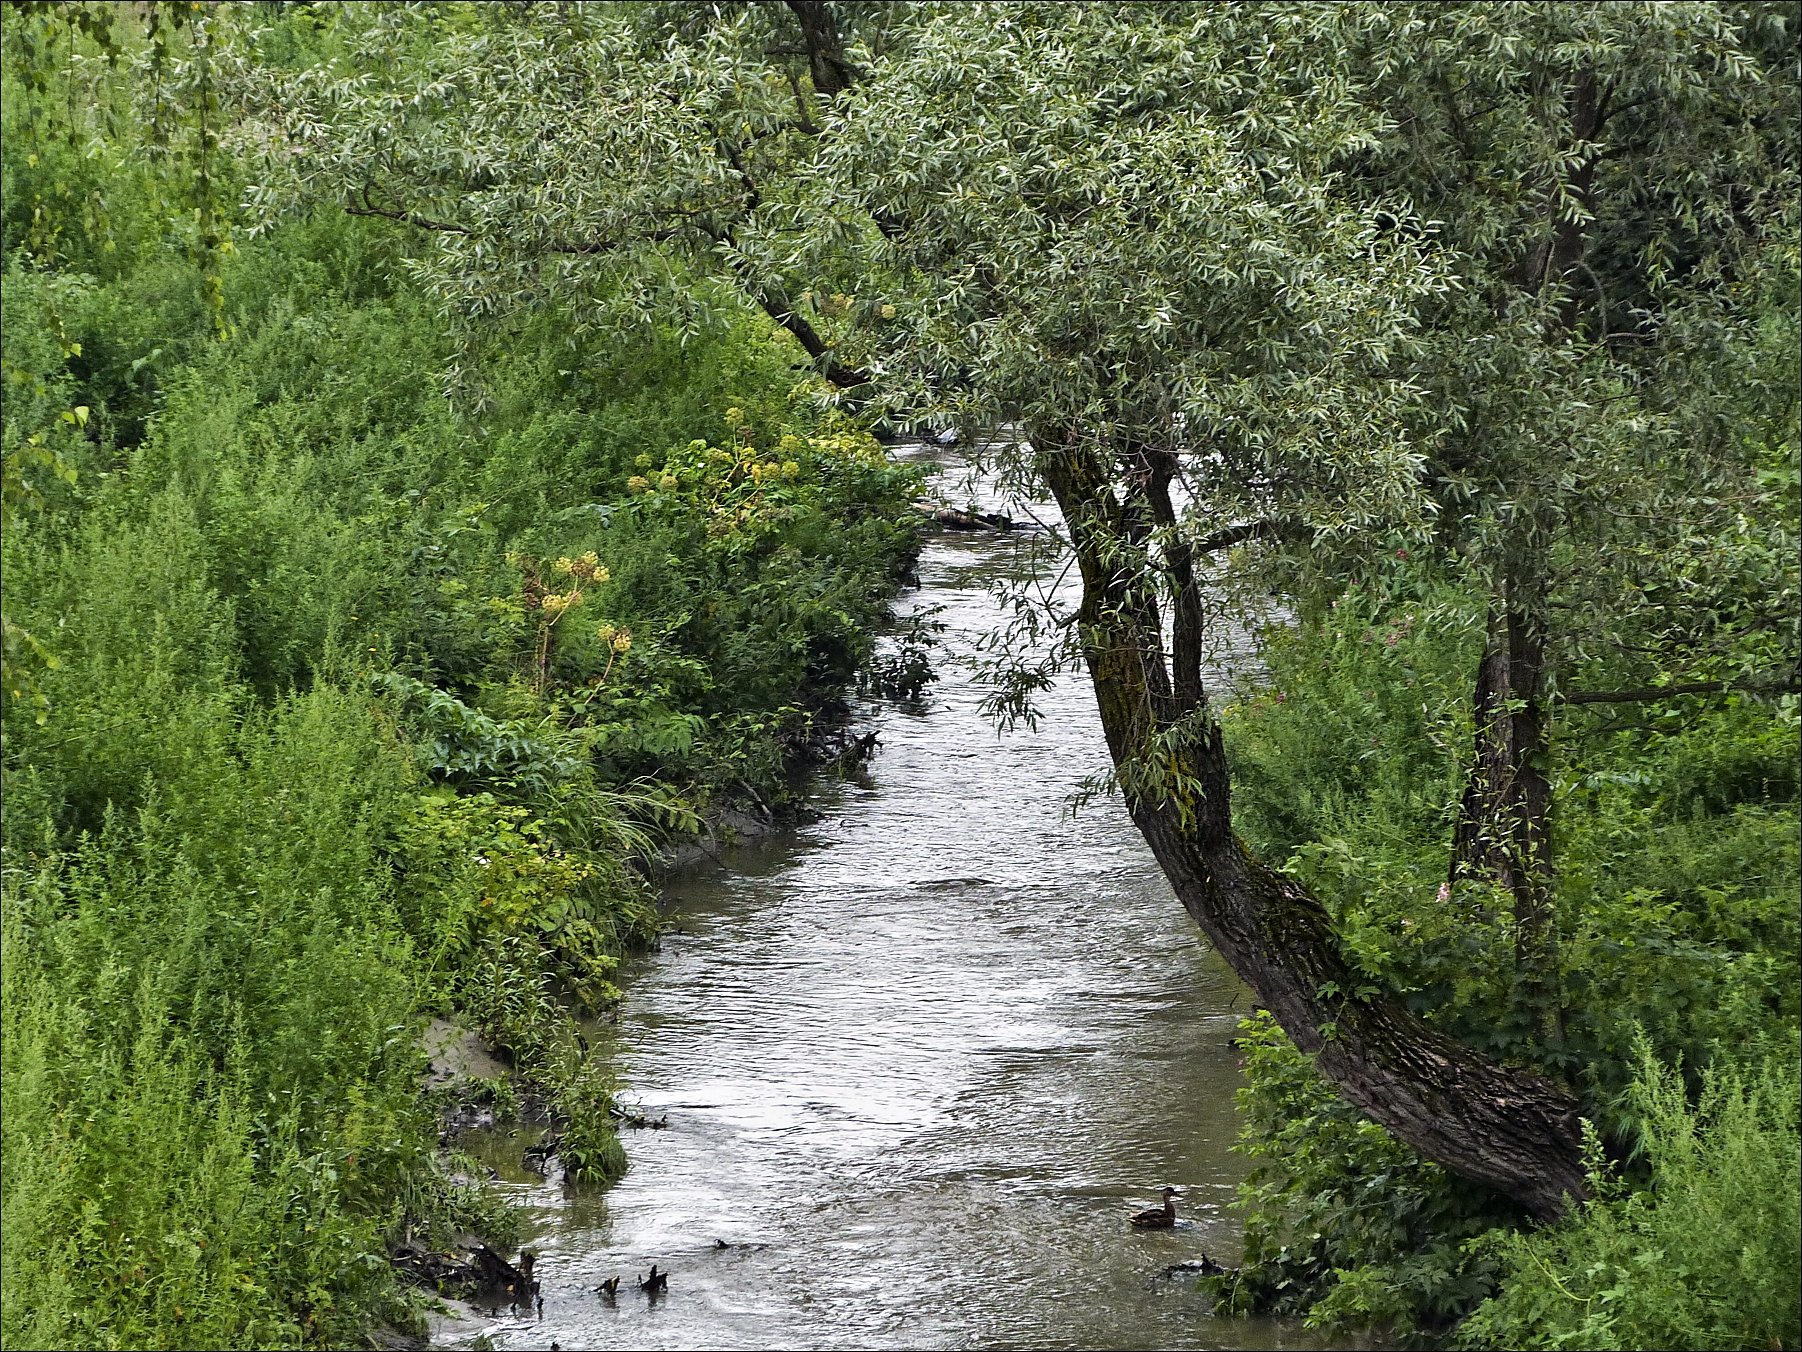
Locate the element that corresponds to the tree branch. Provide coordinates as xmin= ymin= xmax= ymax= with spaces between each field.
xmin=742 ymin=276 xmax=870 ymax=388
xmin=1562 ymin=674 xmax=1800 ymax=705
xmin=344 ymin=185 xmax=702 ymax=255
xmin=1192 ymin=518 xmax=1290 ymax=554
xmin=1140 ymin=445 xmax=1206 ymax=715
xmin=784 ymin=1 xmax=861 ymax=99
xmin=344 ymin=196 xmax=471 ymax=235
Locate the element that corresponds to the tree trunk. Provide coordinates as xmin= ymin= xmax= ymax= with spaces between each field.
xmin=1442 ymin=68 xmax=1605 ymax=1036
xmin=1450 ymin=580 xmax=1561 ymax=1035
xmin=1037 ymin=432 xmax=1586 ymax=1222
xmin=785 ymin=0 xmax=860 ymax=98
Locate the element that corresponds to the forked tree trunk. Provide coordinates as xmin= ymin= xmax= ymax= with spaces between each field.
xmin=1037 ymin=434 xmax=1586 ymax=1222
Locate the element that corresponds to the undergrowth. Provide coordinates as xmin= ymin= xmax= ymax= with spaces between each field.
xmin=0 ymin=16 xmax=920 ymax=1343
xmin=1213 ymin=578 xmax=1801 ymax=1345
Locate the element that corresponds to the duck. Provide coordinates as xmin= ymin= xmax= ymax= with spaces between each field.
xmin=639 ymin=1262 xmax=669 ymax=1294
xmin=593 ymin=1275 xmax=620 ymax=1299
xmin=1129 ymin=1186 xmax=1181 ymax=1229
xmin=522 ymin=1133 xmax=562 ymax=1174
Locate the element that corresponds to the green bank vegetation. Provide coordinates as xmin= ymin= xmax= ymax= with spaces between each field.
xmin=2 ymin=3 xmax=1798 ymax=1350
xmin=0 ymin=7 xmax=918 ymax=1346
xmin=1217 ymin=574 xmax=1799 ymax=1345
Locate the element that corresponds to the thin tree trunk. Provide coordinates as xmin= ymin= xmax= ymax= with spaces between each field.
xmin=1038 ymin=432 xmax=1585 ymax=1222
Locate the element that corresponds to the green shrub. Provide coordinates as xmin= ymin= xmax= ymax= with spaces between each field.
xmin=1455 ymin=1040 xmax=1802 ymax=1352
xmin=1217 ymin=577 xmax=1800 ymax=1339
xmin=1209 ymin=1011 xmax=1517 ymax=1340
xmin=0 ymin=684 xmax=431 ymax=1348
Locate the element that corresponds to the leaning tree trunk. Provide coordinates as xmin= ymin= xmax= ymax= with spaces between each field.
xmin=1037 ymin=432 xmax=1586 ymax=1222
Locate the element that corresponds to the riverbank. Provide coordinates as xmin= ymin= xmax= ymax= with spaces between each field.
xmin=396 ymin=687 xmax=900 ymax=1324
xmin=0 ymin=160 xmax=925 ymax=1345
xmin=397 ymin=471 xmax=956 ymax=1328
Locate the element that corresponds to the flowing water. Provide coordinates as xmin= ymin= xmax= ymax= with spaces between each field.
xmin=446 ymin=445 xmax=1342 ymax=1351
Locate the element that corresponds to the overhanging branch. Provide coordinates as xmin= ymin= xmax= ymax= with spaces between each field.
xmin=1193 ymin=519 xmax=1291 ymax=554
xmin=344 ymin=196 xmax=471 ymax=236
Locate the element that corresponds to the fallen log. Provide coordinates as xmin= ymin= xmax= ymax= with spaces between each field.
xmin=911 ymin=503 xmax=1016 ymax=531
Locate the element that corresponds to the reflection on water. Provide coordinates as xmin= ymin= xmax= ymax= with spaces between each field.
xmin=443 ymin=446 xmax=1346 ymax=1351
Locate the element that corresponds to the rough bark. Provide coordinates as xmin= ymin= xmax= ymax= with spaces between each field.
xmin=1449 ymin=585 xmax=1559 ymax=1022
xmin=1037 ymin=431 xmax=1586 ymax=1222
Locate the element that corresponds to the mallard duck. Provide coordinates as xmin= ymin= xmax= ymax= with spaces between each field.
xmin=1129 ymin=1186 xmax=1181 ymax=1229
xmin=593 ymin=1275 xmax=620 ymax=1299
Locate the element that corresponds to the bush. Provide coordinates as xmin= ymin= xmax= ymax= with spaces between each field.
xmin=1216 ymin=576 xmax=1800 ymax=1339
xmin=1455 ymin=1040 xmax=1802 ymax=1352
xmin=0 ymin=685 xmax=431 ymax=1349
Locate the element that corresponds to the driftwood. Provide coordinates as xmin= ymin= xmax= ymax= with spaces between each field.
xmin=390 ymin=1236 xmax=538 ymax=1303
xmin=390 ymin=1237 xmax=478 ymax=1292
xmin=911 ymin=503 xmax=1017 ymax=531
xmin=472 ymin=1245 xmax=538 ymax=1302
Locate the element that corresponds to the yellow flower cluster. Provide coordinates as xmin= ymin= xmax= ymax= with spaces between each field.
xmin=553 ymin=551 xmax=608 ymax=585
xmin=746 ymin=459 xmax=801 ymax=484
xmin=594 ymin=622 xmax=633 ymax=655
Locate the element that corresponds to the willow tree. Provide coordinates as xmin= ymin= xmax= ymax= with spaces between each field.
xmin=799 ymin=1 xmax=1587 ymax=1219
xmin=237 ymin=0 xmax=1791 ymax=1220
xmin=1315 ymin=3 xmax=1801 ymax=1038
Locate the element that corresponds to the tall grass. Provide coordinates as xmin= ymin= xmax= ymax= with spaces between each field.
xmin=2 ymin=685 xmax=431 ymax=1349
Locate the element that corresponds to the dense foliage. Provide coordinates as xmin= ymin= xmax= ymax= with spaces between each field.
xmin=1214 ymin=571 xmax=1798 ymax=1341
xmin=2 ymin=2 xmax=1796 ymax=1348
xmin=0 ymin=6 xmax=918 ymax=1345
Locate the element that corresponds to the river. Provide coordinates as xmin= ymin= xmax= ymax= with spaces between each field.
xmin=447 ymin=443 xmax=1340 ymax=1350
